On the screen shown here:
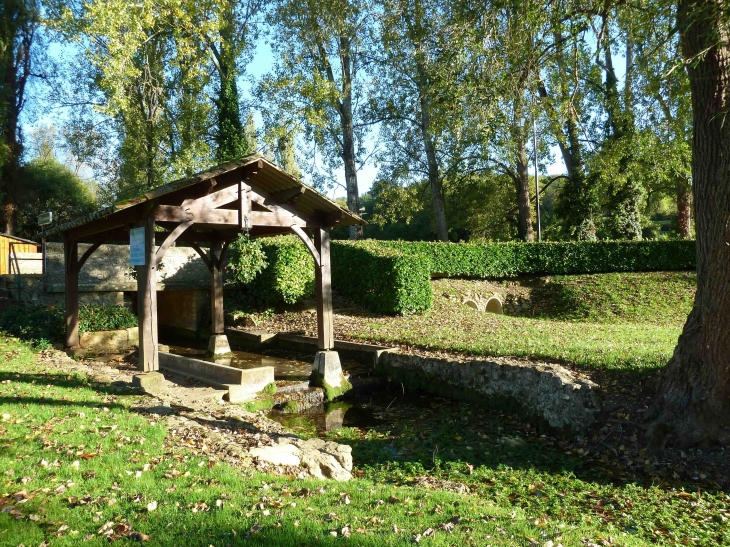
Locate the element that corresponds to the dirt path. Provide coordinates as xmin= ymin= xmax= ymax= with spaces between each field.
xmin=38 ymin=349 xmax=354 ymax=481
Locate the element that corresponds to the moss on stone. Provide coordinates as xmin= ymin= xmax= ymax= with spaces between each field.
xmin=282 ymin=400 xmax=300 ymax=413
xmin=262 ymin=382 xmax=277 ymax=396
xmin=309 ymin=370 xmax=352 ymax=401
xmin=243 ymin=397 xmax=275 ymax=412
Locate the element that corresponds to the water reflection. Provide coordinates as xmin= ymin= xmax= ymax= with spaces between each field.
xmin=268 ymin=400 xmax=386 ymax=437
xmin=167 ymin=345 xmax=312 ymax=381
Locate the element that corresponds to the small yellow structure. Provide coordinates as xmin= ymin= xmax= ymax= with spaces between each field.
xmin=0 ymin=234 xmax=40 ymax=275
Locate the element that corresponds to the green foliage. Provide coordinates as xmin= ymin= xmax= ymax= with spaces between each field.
xmin=0 ymin=304 xmax=137 ymax=346
xmin=379 ymin=240 xmax=696 ymax=278
xmin=77 ymin=305 xmax=137 ymax=333
xmin=241 ymin=235 xmax=315 ymax=307
xmin=331 ymin=241 xmax=433 ymax=315
xmin=0 ymin=305 xmax=64 ymax=347
xmin=226 ymin=233 xmax=268 ymax=285
xmin=18 ymin=157 xmax=97 ymax=239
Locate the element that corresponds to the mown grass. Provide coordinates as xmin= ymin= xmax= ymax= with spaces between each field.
xmin=0 ymin=336 xmax=664 ymax=547
xmin=273 ymin=393 xmax=730 ymax=547
xmin=528 ymin=272 xmax=695 ymax=326
xmin=338 ymin=273 xmax=695 ymax=372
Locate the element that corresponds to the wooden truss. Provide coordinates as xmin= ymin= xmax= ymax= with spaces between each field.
xmin=62 ymin=166 xmax=348 ymax=372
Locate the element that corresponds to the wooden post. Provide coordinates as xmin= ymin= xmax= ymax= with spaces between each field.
xmin=64 ymin=236 xmax=79 ymax=348
xmin=137 ymin=216 xmax=159 ymax=372
xmin=314 ymin=227 xmax=334 ymax=350
xmin=210 ymin=241 xmax=225 ymax=335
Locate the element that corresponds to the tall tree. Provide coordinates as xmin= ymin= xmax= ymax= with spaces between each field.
xmin=373 ymin=0 xmax=474 ymax=242
xmin=0 ymin=0 xmax=39 ymax=234
xmin=262 ymin=0 xmax=372 ymax=239
xmin=538 ymin=25 xmax=598 ymax=240
xmin=650 ymin=0 xmax=730 ymax=446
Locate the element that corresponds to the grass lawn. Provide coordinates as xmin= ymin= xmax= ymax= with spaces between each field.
xmin=260 ymin=272 xmax=696 ymax=372
xmin=1 ymin=333 xmax=728 ymax=546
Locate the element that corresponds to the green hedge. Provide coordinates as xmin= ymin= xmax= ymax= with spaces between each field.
xmin=235 ymin=238 xmax=694 ymax=315
xmin=0 ymin=304 xmax=137 ymax=347
xmin=243 ymin=235 xmax=315 ymax=306
xmin=331 ymin=241 xmax=432 ymax=315
xmin=379 ymin=240 xmax=696 ymax=278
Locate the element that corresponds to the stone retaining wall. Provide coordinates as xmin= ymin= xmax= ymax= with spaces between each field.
xmin=377 ymin=352 xmax=601 ymax=434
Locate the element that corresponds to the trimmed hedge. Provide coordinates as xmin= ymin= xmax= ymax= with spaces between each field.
xmin=331 ymin=241 xmax=432 ymax=315
xmin=243 ymin=235 xmax=315 ymax=306
xmin=234 ymin=238 xmax=695 ymax=315
xmin=379 ymin=240 xmax=696 ymax=278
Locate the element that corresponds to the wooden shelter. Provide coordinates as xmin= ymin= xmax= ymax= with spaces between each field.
xmin=44 ymin=155 xmax=365 ymax=372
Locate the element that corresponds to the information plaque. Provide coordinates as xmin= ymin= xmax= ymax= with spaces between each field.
xmin=129 ymin=227 xmax=146 ymax=266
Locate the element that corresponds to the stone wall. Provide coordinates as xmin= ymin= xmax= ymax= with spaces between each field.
xmin=1 ymin=274 xmax=129 ymax=307
xmin=44 ymin=242 xmax=211 ymax=292
xmin=377 ymin=352 xmax=601 ymax=434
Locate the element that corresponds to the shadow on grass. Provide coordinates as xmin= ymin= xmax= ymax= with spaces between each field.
xmin=0 ymin=370 xmax=131 ymax=404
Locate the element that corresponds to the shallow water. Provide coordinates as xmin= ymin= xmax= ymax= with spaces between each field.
xmin=166 ymin=345 xmax=313 ymax=381
xmin=166 ymin=345 xmax=453 ymax=441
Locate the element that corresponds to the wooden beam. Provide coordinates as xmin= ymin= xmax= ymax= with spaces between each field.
xmin=77 ymin=241 xmax=103 ymax=271
xmin=291 ymin=226 xmax=321 ymax=268
xmin=181 ymin=183 xmax=240 ymax=212
xmin=314 ymin=228 xmax=334 ymax=350
xmin=155 ymin=220 xmax=193 ymax=266
xmin=270 ymin=186 xmax=305 ymax=203
xmin=210 ymin=241 xmax=225 ymax=336
xmin=154 ymin=205 xmax=309 ymax=227
xmin=321 ymin=210 xmax=344 ymax=227
xmin=136 ymin=216 xmax=159 ymax=372
xmin=64 ymin=236 xmax=79 ymax=348
xmin=188 ymin=241 xmax=212 ymax=269
xmin=239 ymin=180 xmax=252 ymax=231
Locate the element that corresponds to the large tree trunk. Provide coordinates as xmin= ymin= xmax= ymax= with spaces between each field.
xmin=676 ymin=180 xmax=692 ymax=238
xmin=650 ymin=0 xmax=730 ymax=447
xmin=418 ymin=86 xmax=448 ymax=242
xmin=515 ymin=132 xmax=534 ymax=242
xmin=338 ymin=37 xmax=363 ymax=240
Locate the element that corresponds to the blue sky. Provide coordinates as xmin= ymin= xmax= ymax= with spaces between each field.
xmin=28 ymin=33 xmax=567 ymax=201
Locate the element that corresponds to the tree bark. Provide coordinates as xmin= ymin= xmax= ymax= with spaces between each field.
xmin=338 ymin=36 xmax=363 ymax=240
xmin=417 ymin=82 xmax=448 ymax=242
xmin=0 ymin=1 xmax=34 ymax=236
xmin=515 ymin=131 xmax=534 ymax=242
xmin=650 ymin=0 xmax=730 ymax=447
xmin=676 ymin=180 xmax=692 ymax=238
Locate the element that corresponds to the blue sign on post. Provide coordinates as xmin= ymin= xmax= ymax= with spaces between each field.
xmin=129 ymin=227 xmax=146 ymax=266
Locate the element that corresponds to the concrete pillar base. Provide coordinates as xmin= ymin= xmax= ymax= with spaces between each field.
xmin=208 ymin=334 xmax=232 ymax=356
xmin=311 ymin=350 xmax=344 ymax=388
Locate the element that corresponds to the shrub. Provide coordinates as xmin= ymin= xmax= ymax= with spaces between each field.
xmin=239 ymin=235 xmax=315 ymax=307
xmin=331 ymin=241 xmax=432 ymax=315
xmin=379 ymin=240 xmax=696 ymax=278
xmin=0 ymin=304 xmax=64 ymax=345
xmin=226 ymin=233 xmax=268 ymax=285
xmin=78 ymin=305 xmax=137 ymax=333
xmin=0 ymin=304 xmax=138 ymax=346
